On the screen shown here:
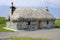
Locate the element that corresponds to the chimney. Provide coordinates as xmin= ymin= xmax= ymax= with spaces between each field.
xmin=10 ymin=2 xmax=16 ymax=15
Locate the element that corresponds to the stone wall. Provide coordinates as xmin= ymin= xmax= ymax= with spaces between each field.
xmin=17 ymin=21 xmax=37 ymax=30
xmin=40 ymin=21 xmax=55 ymax=29
xmin=17 ymin=22 xmax=27 ymax=30
xmin=47 ymin=21 xmax=55 ymax=28
xmin=6 ymin=20 xmax=55 ymax=31
xmin=40 ymin=21 xmax=47 ymax=28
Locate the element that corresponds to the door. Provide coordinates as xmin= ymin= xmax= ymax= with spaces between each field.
xmin=36 ymin=20 xmax=40 ymax=29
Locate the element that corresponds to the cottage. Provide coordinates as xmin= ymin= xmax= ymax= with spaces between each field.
xmin=5 ymin=2 xmax=56 ymax=31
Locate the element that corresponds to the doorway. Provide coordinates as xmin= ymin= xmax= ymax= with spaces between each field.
xmin=36 ymin=20 xmax=40 ymax=29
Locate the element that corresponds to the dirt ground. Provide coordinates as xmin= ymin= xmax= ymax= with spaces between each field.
xmin=0 ymin=28 xmax=60 ymax=40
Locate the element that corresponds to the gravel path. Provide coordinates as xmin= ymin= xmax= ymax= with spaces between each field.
xmin=0 ymin=28 xmax=60 ymax=40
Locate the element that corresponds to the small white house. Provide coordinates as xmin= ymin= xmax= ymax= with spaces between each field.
xmin=5 ymin=2 xmax=56 ymax=31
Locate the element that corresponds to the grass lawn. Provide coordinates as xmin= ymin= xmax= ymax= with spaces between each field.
xmin=7 ymin=37 xmax=49 ymax=40
xmin=55 ymin=19 xmax=60 ymax=28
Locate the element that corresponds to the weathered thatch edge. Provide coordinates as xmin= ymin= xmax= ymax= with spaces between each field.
xmin=6 ymin=18 xmax=56 ymax=22
xmin=3 ymin=27 xmax=17 ymax=31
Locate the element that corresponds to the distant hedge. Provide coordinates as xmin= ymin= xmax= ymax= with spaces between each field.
xmin=55 ymin=19 xmax=60 ymax=28
xmin=0 ymin=17 xmax=6 ymax=24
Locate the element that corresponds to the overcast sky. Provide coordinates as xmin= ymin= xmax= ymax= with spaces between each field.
xmin=0 ymin=0 xmax=60 ymax=18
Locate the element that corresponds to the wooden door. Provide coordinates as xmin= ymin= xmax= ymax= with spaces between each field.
xmin=36 ymin=20 xmax=40 ymax=29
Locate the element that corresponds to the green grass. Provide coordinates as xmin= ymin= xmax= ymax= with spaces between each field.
xmin=0 ymin=17 xmax=13 ymax=32
xmin=7 ymin=37 xmax=49 ymax=40
xmin=0 ymin=17 xmax=6 ymax=24
xmin=55 ymin=19 xmax=60 ymax=28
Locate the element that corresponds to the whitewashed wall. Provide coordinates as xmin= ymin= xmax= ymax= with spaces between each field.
xmin=6 ymin=21 xmax=17 ymax=30
xmin=6 ymin=22 xmax=10 ymax=28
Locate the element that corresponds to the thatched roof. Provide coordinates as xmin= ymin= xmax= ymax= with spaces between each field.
xmin=6 ymin=8 xmax=56 ymax=21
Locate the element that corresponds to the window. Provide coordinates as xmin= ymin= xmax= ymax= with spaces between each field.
xmin=28 ymin=21 xmax=30 ymax=25
xmin=47 ymin=21 xmax=49 ymax=24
